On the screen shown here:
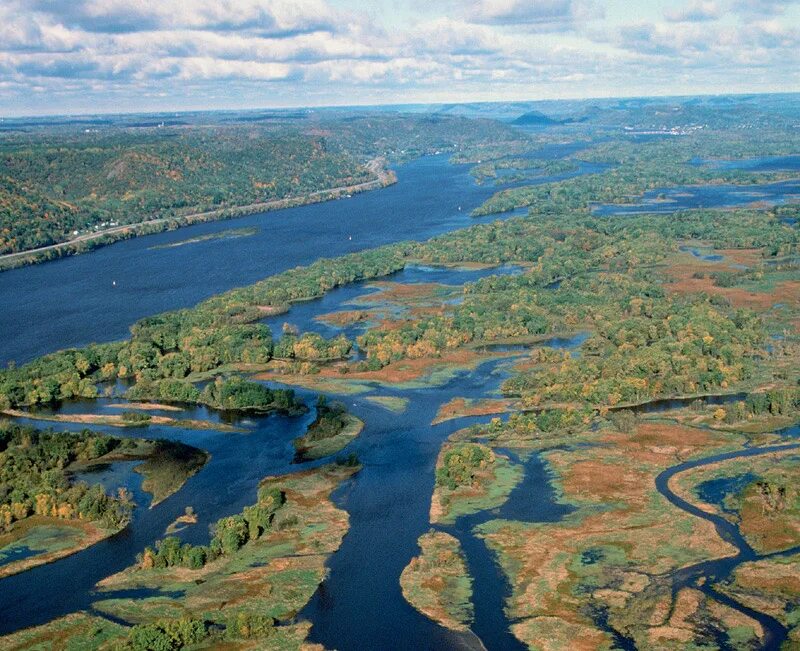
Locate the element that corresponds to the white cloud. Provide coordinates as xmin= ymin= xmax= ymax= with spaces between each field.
xmin=0 ymin=0 xmax=797 ymax=114
xmin=731 ymin=0 xmax=799 ymax=15
xmin=28 ymin=0 xmax=343 ymax=35
xmin=664 ymin=1 xmax=722 ymax=22
xmin=466 ymin=0 xmax=602 ymax=30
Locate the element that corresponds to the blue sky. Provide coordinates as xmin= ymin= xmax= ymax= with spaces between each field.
xmin=0 ymin=0 xmax=798 ymax=116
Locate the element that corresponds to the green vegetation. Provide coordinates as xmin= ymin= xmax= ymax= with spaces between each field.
xmin=134 ymin=440 xmax=209 ymax=507
xmin=716 ymin=553 xmax=800 ymax=648
xmin=457 ymin=408 xmax=594 ymax=449
xmin=0 ymin=612 xmax=127 ymax=650
xmin=502 ymin=293 xmax=763 ymax=408
xmin=400 ymin=531 xmax=474 ymax=631
xmin=0 ymin=113 xmax=524 ymax=264
xmin=0 ymin=423 xmax=133 ymax=533
xmin=140 ymin=485 xmax=285 ymax=570
xmin=197 ymin=376 xmax=303 ymax=414
xmin=687 ymin=452 xmax=800 ymax=554
xmin=78 ymin=463 xmax=360 ymax=650
xmin=435 ymin=443 xmax=493 ymax=491
xmin=122 ymin=617 xmax=208 ymax=650
xmin=0 ymin=523 xmax=86 ymax=566
xmin=0 ymin=248 xmax=409 ymax=411
xmin=364 ymin=395 xmax=409 ymax=413
xmin=120 ymin=411 xmax=152 ymax=425
xmin=0 ymin=127 xmax=366 ymax=255
xmin=293 ymin=397 xmax=364 ymax=462
xmin=0 ymin=421 xmax=207 ymax=577
xmin=353 ymin=210 xmax=786 ymax=383
xmin=470 ymin=158 xmax=577 ymax=185
xmin=432 ymin=443 xmax=523 ymax=524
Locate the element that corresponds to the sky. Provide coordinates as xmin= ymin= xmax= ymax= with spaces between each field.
xmin=0 ymin=0 xmax=798 ymax=116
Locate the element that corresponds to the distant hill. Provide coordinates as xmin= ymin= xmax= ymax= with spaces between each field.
xmin=512 ymin=110 xmax=575 ymax=126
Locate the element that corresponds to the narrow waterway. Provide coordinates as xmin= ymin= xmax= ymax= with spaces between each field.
xmin=2 ymin=142 xmax=799 ymax=648
xmin=442 ymin=450 xmax=575 ymax=651
xmin=656 ymin=440 xmax=800 ymax=649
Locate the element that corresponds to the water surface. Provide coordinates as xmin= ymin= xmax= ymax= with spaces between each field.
xmin=592 ymin=179 xmax=800 ymax=216
xmin=0 ymin=152 xmax=581 ymax=366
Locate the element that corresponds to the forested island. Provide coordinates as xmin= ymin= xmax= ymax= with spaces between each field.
xmin=0 ymin=95 xmax=799 ymax=650
xmin=0 ymin=423 xmax=207 ymax=578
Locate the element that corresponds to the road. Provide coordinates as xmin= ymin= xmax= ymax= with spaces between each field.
xmin=0 ymin=158 xmax=395 ymax=266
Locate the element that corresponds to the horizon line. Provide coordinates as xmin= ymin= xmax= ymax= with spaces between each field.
xmin=3 ymin=89 xmax=799 ymax=121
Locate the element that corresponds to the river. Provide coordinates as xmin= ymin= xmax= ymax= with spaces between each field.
xmin=0 ymin=151 xmax=580 ymax=644
xmin=1 ymin=147 xmax=799 ymax=649
xmin=0 ymin=153 xmax=534 ymax=366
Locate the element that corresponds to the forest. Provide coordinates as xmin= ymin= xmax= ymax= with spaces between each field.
xmin=0 ymin=113 xmax=523 ymax=258
xmin=0 ymin=201 xmax=796 ymax=416
xmin=0 ymin=423 xmax=132 ymax=533
xmin=0 ymin=100 xmax=799 ymax=650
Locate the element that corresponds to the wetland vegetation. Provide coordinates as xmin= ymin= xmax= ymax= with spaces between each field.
xmin=400 ymin=530 xmax=475 ymax=631
xmin=0 ymin=423 xmax=207 ymax=577
xmin=1 ymin=95 xmax=799 ymax=650
xmin=293 ymin=397 xmax=364 ymax=462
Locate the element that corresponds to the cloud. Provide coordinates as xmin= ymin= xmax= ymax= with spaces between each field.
xmin=466 ymin=0 xmax=601 ymax=30
xmin=0 ymin=0 xmax=797 ymax=115
xmin=408 ymin=19 xmax=504 ymax=56
xmin=605 ymin=16 xmax=799 ymax=70
xmin=170 ymin=57 xmax=295 ymax=81
xmin=731 ymin=0 xmax=798 ymax=15
xmin=27 ymin=0 xmax=342 ymax=35
xmin=0 ymin=4 xmax=83 ymax=53
xmin=664 ymin=1 xmax=722 ymax=22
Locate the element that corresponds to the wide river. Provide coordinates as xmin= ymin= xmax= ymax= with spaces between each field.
xmin=0 ymin=148 xmax=583 ymax=648
xmin=1 ymin=148 xmax=798 ymax=649
xmin=0 ymin=151 xmax=564 ymax=366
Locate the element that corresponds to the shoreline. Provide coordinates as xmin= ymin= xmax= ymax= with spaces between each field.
xmin=0 ymin=517 xmax=117 ymax=580
xmin=0 ymin=158 xmax=396 ymax=272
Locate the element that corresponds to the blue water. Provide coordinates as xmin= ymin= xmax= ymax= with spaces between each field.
xmin=441 ymin=450 xmax=576 ymax=651
xmin=695 ymin=473 xmax=756 ymax=514
xmin=692 ymin=155 xmax=800 ymax=172
xmin=679 ymin=245 xmax=724 ymax=262
xmin=70 ymin=461 xmax=148 ymax=501
xmin=0 ymin=156 xmax=506 ymax=366
xmin=0 ymin=150 xmax=589 ymax=368
xmin=0 ymin=351 xmax=552 ymax=647
xmin=0 ymin=406 xmax=315 ymax=633
xmin=301 ymin=348 xmax=579 ymax=650
xmin=657 ymin=441 xmax=800 ymax=649
xmin=475 ymin=332 xmax=588 ymax=355
xmin=0 ymin=544 xmax=42 ymax=567
xmin=260 ymin=263 xmax=524 ymax=345
xmin=592 ymin=179 xmax=800 ymax=216
xmin=615 ymin=392 xmax=748 ymax=415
